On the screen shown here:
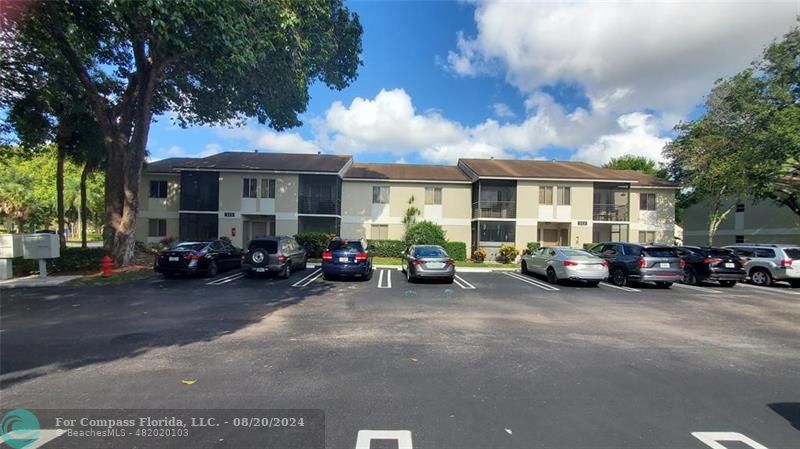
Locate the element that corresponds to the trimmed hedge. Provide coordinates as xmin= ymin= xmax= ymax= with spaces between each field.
xmin=442 ymin=241 xmax=467 ymax=261
xmin=366 ymin=239 xmax=405 ymax=257
xmin=294 ymin=232 xmax=335 ymax=258
xmin=12 ymin=247 xmax=108 ymax=276
xmin=526 ymin=242 xmax=541 ymax=253
xmin=403 ymin=220 xmax=447 ymax=247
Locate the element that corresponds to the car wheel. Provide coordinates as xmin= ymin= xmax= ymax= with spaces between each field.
xmin=546 ymin=267 xmax=559 ymax=284
xmin=279 ymin=264 xmax=290 ymax=279
xmin=682 ymin=268 xmax=697 ymax=285
xmin=406 ymin=265 xmax=414 ymax=283
xmin=521 ymin=261 xmax=528 ymax=275
xmin=586 ymin=280 xmax=600 ymax=287
xmin=789 ymin=280 xmax=800 ymax=288
xmin=750 ymin=268 xmax=772 ymax=286
xmin=365 ymin=269 xmax=373 ymax=281
xmin=611 ymin=267 xmax=627 ymax=286
xmin=205 ymin=261 xmax=218 ymax=278
xmin=655 ymin=281 xmax=672 ymax=289
xmin=718 ymin=280 xmax=736 ymax=287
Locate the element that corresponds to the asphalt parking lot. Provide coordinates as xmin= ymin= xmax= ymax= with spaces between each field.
xmin=1 ymin=267 xmax=799 ymax=449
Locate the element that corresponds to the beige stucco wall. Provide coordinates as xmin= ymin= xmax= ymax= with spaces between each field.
xmin=341 ymin=181 xmax=471 ymax=243
xmin=629 ymin=188 xmax=676 ymax=244
xmin=683 ymin=196 xmax=800 ymax=245
xmin=136 ymin=173 xmax=180 ymax=244
xmin=217 ymin=172 xmax=299 ymax=214
xmin=134 ymin=217 xmax=179 ymax=244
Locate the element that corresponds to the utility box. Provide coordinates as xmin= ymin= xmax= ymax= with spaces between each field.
xmin=0 ymin=234 xmax=23 ymax=258
xmin=22 ymin=233 xmax=60 ymax=260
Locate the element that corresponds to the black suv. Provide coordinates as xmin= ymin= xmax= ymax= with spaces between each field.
xmin=676 ymin=246 xmax=746 ymax=287
xmin=589 ymin=242 xmax=683 ymax=288
xmin=241 ymin=236 xmax=307 ymax=278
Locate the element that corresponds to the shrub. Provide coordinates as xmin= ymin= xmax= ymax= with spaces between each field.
xmin=497 ymin=244 xmax=519 ymax=263
xmin=526 ymin=242 xmax=541 ymax=253
xmin=583 ymin=242 xmax=599 ymax=252
xmin=442 ymin=241 xmax=467 ymax=261
xmin=403 ymin=220 xmax=446 ymax=247
xmin=12 ymin=247 xmax=108 ymax=276
xmin=471 ymin=247 xmax=487 ymax=263
xmin=294 ymin=232 xmax=335 ymax=258
xmin=367 ymin=239 xmax=406 ymax=257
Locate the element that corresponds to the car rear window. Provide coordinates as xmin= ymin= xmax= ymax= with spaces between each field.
xmin=415 ymin=247 xmax=447 ymax=258
xmin=643 ymin=247 xmax=677 ymax=257
xmin=174 ymin=243 xmax=207 ymax=251
xmin=328 ymin=240 xmax=364 ymax=252
xmin=706 ymin=248 xmax=735 ymax=257
xmin=784 ymin=248 xmax=800 ymax=260
xmin=249 ymin=240 xmax=278 ymax=253
xmin=755 ymin=248 xmax=776 ymax=258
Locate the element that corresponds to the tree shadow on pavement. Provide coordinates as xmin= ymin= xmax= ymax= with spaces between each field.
xmin=769 ymin=403 xmax=800 ymax=432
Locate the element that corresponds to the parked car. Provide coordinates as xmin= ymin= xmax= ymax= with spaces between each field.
xmin=242 ymin=236 xmax=307 ymax=278
xmin=676 ymin=246 xmax=746 ymax=287
xmin=321 ymin=238 xmax=373 ymax=280
xmin=589 ymin=242 xmax=683 ymax=288
xmin=155 ymin=239 xmax=241 ymax=278
xmin=521 ymin=246 xmax=608 ymax=286
xmin=401 ymin=245 xmax=455 ymax=283
xmin=724 ymin=244 xmax=800 ymax=287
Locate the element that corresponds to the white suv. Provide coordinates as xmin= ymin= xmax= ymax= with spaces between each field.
xmin=724 ymin=244 xmax=800 ymax=287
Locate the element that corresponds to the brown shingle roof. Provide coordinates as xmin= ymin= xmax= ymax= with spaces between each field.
xmin=143 ymin=157 xmax=197 ymax=174
xmin=176 ymin=151 xmax=351 ymax=173
xmin=344 ymin=163 xmax=471 ymax=182
xmin=611 ymin=169 xmax=678 ymax=187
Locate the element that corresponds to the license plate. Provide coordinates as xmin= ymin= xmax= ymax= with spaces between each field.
xmin=725 ymin=263 xmax=735 ymax=268
xmin=426 ymin=262 xmax=444 ymax=269
xmin=339 ymin=257 xmax=349 ymax=263
xmin=659 ymin=262 xmax=670 ymax=268
xmin=255 ymin=267 xmax=266 ymax=272
xmin=169 ymin=257 xmax=179 ymax=262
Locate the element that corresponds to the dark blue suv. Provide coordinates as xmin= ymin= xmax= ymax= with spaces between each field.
xmin=321 ymin=238 xmax=373 ymax=280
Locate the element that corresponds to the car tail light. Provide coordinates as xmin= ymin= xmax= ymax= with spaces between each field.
xmin=322 ymin=251 xmax=333 ymax=261
xmin=563 ymin=260 xmax=578 ymax=266
xmin=680 ymin=259 xmax=686 ymax=269
xmin=637 ymin=257 xmax=646 ymax=268
xmin=355 ymin=252 xmax=368 ymax=262
xmin=278 ymin=255 xmax=286 ymax=263
xmin=446 ymin=258 xmax=455 ymax=266
xmin=780 ymin=258 xmax=793 ymax=268
xmin=704 ymin=258 xmax=722 ymax=265
xmin=184 ymin=253 xmax=202 ymax=260
xmin=411 ymin=259 xmax=424 ymax=265
xmin=601 ymin=261 xmax=608 ymax=267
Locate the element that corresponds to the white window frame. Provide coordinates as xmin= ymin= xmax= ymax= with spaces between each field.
xmin=370 ymin=224 xmax=389 ymax=240
xmin=640 ymin=193 xmax=656 ymax=211
xmin=243 ymin=178 xmax=258 ymax=198
xmin=261 ymin=178 xmax=276 ymax=199
xmin=148 ymin=219 xmax=167 ymax=237
xmin=556 ymin=186 xmax=571 ymax=205
xmin=372 ymin=186 xmax=389 ymax=204
xmin=425 ymin=187 xmax=442 ymax=205
xmin=539 ymin=186 xmax=554 ymax=205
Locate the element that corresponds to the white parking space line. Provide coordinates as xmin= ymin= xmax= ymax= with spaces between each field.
xmin=453 ymin=275 xmax=476 ymax=289
xmin=736 ymin=282 xmax=800 ymax=296
xmin=692 ymin=432 xmax=770 ymax=449
xmin=599 ymin=282 xmax=641 ymax=293
xmin=673 ymin=283 xmax=722 ymax=294
xmin=355 ymin=430 xmax=413 ymax=449
xmin=205 ymin=272 xmax=244 ymax=286
xmin=504 ymin=272 xmax=560 ymax=291
xmin=291 ymin=268 xmax=323 ymax=288
xmin=377 ymin=269 xmax=392 ymax=289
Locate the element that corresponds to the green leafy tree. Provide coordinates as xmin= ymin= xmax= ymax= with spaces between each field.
xmin=404 ymin=221 xmax=447 ymax=247
xmin=602 ymin=155 xmax=660 ymax=176
xmin=3 ymin=0 xmax=363 ymax=265
xmin=402 ymin=195 xmax=422 ymax=233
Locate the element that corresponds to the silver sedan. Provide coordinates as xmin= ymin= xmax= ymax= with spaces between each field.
xmin=521 ymin=246 xmax=609 ymax=285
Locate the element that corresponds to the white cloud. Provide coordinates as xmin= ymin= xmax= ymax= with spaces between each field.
xmin=200 ymin=143 xmax=222 ymax=157
xmin=491 ymin=102 xmax=515 ymax=118
xmin=447 ymin=1 xmax=797 ymax=116
xmin=215 ymin=127 xmax=320 ymax=154
xmin=571 ymin=112 xmax=671 ymax=166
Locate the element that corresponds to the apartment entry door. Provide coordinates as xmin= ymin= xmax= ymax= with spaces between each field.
xmin=538 ymin=222 xmax=570 ymax=246
xmin=242 ymin=215 xmax=276 ymax=245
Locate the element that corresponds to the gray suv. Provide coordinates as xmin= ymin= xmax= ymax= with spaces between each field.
xmin=589 ymin=242 xmax=684 ymax=288
xmin=724 ymin=244 xmax=800 ymax=287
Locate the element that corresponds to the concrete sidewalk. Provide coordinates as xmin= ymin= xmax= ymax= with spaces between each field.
xmin=0 ymin=275 xmax=82 ymax=289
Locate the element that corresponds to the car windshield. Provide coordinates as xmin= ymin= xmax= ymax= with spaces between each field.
xmin=784 ymin=248 xmax=800 ymax=260
xmin=415 ymin=247 xmax=447 ymax=258
xmin=560 ymin=249 xmax=593 ymax=258
xmin=173 ymin=243 xmax=207 ymax=251
xmin=249 ymin=240 xmax=278 ymax=253
xmin=643 ymin=247 xmax=677 ymax=257
xmin=328 ymin=240 xmax=364 ymax=252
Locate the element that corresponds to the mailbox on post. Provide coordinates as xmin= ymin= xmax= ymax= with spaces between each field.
xmin=0 ymin=234 xmax=23 ymax=280
xmin=22 ymin=233 xmax=61 ymax=278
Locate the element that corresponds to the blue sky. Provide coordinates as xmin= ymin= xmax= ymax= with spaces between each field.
xmin=145 ymin=1 xmax=797 ymax=166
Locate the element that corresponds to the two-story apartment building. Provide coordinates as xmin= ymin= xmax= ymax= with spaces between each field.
xmin=137 ymin=152 xmax=678 ymax=254
xmin=683 ymin=196 xmax=800 ymax=245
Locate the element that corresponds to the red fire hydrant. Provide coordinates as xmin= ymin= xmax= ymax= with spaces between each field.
xmin=101 ymin=256 xmax=114 ymax=277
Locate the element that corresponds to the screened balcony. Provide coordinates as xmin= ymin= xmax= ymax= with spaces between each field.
xmin=471 ymin=201 xmax=517 ymax=219
xmin=593 ymin=184 xmax=630 ymax=222
xmin=471 ymin=180 xmax=517 ymax=219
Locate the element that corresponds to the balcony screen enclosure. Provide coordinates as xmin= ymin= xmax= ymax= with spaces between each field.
xmin=298 ymin=175 xmax=341 ymax=215
xmin=472 ymin=180 xmax=516 ymax=219
xmin=180 ymin=171 xmax=219 ymax=211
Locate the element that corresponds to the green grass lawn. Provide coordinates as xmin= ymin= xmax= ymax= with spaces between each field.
xmin=309 ymin=257 xmax=516 ymax=269
xmin=65 ymin=269 xmax=159 ymax=286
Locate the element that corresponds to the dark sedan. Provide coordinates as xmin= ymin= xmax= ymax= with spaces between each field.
xmin=154 ymin=240 xmax=241 ymax=278
xmin=321 ymin=238 xmax=373 ymax=280
xmin=677 ymin=246 xmax=746 ymax=287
